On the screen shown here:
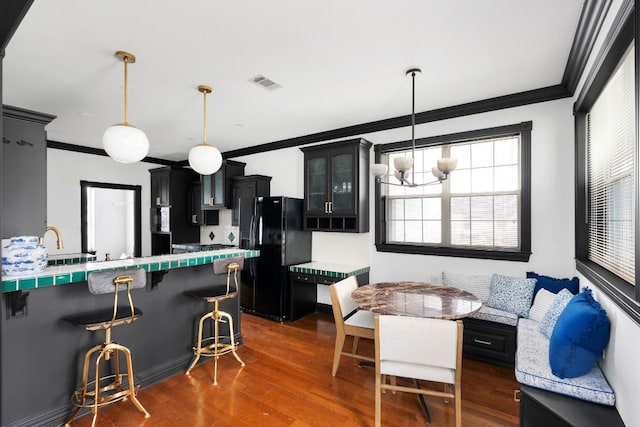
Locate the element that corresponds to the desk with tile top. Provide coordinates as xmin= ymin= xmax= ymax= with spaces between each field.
xmin=288 ymin=262 xmax=370 ymax=320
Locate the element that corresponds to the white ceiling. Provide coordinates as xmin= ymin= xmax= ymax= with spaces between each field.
xmin=3 ymin=0 xmax=584 ymax=161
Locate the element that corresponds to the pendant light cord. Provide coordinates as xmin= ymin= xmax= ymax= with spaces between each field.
xmin=411 ymin=69 xmax=417 ymax=184
xmin=123 ymin=55 xmax=129 ymax=125
xmin=202 ymin=89 xmax=208 ymax=145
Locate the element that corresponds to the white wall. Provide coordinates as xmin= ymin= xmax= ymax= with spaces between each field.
xmin=46 ymin=148 xmax=162 ymax=257
xmin=581 ymin=277 xmax=640 ymax=427
xmin=236 ymin=148 xmax=305 ymax=198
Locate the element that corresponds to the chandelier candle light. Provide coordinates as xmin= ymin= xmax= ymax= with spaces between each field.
xmin=371 ymin=68 xmax=457 ymax=187
xmin=102 ymin=51 xmax=149 ymax=163
xmin=188 ymin=85 xmax=223 ymax=175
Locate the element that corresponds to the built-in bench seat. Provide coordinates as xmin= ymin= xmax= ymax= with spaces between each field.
xmin=440 ymin=271 xmax=624 ymax=425
xmin=468 ymin=305 xmax=519 ymax=326
xmin=516 ymin=318 xmax=614 ymax=405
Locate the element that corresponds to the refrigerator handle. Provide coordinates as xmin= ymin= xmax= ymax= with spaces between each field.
xmin=249 ymin=257 xmax=256 ymax=277
xmin=249 ymin=215 xmax=256 ymax=250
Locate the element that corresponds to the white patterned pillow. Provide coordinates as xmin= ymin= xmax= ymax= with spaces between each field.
xmin=486 ymin=273 xmax=536 ymax=317
xmin=442 ymin=271 xmax=491 ymax=303
xmin=528 ymin=288 xmax=556 ymax=322
xmin=538 ymin=288 xmax=573 ymax=338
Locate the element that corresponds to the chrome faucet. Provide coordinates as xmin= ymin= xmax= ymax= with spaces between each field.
xmin=39 ymin=226 xmax=64 ymax=249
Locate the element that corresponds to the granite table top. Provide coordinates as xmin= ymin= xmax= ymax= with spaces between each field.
xmin=351 ymin=281 xmax=482 ymax=319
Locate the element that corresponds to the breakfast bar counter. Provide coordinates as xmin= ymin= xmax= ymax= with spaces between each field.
xmin=0 ymin=248 xmax=258 ymax=427
xmin=2 ymin=248 xmax=259 ymax=292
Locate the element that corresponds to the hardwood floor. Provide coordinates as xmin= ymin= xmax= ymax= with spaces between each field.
xmin=69 ymin=312 xmax=520 ymax=426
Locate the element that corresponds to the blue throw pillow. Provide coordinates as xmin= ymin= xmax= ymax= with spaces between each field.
xmin=526 ymin=271 xmax=579 ymax=297
xmin=486 ymin=274 xmax=536 ymax=317
xmin=538 ymin=288 xmax=573 ymax=338
xmin=549 ymin=288 xmax=610 ymax=379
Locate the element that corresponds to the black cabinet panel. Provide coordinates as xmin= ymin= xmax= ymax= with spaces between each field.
xmin=289 ymin=273 xmax=317 ymax=321
xmin=462 ymin=317 xmax=516 ymax=367
xmin=520 ymin=385 xmax=624 ymax=427
xmin=149 ymin=167 xmax=199 ymax=254
xmin=1 ymin=105 xmax=55 ymax=237
xmin=151 ymin=168 xmax=170 ymax=207
xmin=288 ymin=271 xmax=370 ymax=321
xmin=300 ymin=138 xmax=371 ymax=233
xmin=231 ymin=175 xmax=271 ymax=226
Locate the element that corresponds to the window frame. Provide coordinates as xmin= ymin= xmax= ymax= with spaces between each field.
xmin=574 ymin=3 xmax=640 ymax=324
xmin=374 ymin=121 xmax=532 ymax=262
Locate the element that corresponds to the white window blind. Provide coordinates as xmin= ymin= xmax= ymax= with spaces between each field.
xmin=587 ymin=44 xmax=635 ymax=284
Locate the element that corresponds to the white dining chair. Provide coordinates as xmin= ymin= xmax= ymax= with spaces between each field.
xmin=374 ymin=314 xmax=463 ymax=427
xmin=329 ymin=276 xmax=375 ymax=376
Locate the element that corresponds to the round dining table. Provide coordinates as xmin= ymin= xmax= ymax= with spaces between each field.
xmin=351 ymin=281 xmax=482 ymax=423
xmin=351 ymin=281 xmax=482 ymax=319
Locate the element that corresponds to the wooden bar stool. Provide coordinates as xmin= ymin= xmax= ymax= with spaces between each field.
xmin=64 ymin=268 xmax=150 ymax=427
xmin=185 ymin=256 xmax=245 ymax=385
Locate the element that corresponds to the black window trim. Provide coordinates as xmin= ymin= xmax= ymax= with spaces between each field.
xmin=374 ymin=121 xmax=532 ymax=262
xmin=574 ymin=0 xmax=640 ymax=325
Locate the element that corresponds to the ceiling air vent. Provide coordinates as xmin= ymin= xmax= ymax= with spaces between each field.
xmin=249 ymin=75 xmax=282 ymax=91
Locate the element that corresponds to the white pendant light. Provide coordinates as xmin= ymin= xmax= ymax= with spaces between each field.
xmin=188 ymin=85 xmax=222 ymax=175
xmin=102 ymin=51 xmax=149 ymax=163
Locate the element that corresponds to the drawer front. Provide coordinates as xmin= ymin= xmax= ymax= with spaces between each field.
xmin=291 ymin=273 xmax=315 ymax=284
xmin=464 ymin=329 xmax=506 ymax=352
xmin=316 ymin=275 xmax=339 ymax=286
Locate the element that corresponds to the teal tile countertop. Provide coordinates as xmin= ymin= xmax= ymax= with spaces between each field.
xmin=47 ymin=253 xmax=97 ymax=266
xmin=2 ymin=248 xmax=259 ymax=293
xmin=289 ymin=262 xmax=370 ymax=278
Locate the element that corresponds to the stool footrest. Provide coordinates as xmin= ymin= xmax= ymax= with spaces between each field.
xmin=194 ymin=341 xmax=238 ymax=357
xmin=70 ymin=373 xmax=141 ymax=409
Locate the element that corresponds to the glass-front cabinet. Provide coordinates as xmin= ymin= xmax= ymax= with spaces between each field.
xmin=200 ymin=160 xmax=246 ymax=209
xmin=301 ymin=138 xmax=371 ymax=232
xmin=331 ymin=151 xmax=355 ymax=213
xmin=307 ymin=156 xmax=328 ymax=213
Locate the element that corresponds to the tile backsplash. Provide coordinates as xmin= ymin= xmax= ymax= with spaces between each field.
xmin=199 ymin=209 xmax=239 ymax=246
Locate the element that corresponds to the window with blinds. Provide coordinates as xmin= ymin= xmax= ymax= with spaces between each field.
xmin=586 ymin=44 xmax=635 ymax=285
xmin=381 ymin=135 xmax=522 ymax=250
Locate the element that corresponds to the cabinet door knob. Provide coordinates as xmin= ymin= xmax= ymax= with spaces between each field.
xmin=209 ymin=197 xmax=214 ymax=206
xmin=328 ymin=201 xmax=333 ymax=213
xmin=324 ymin=201 xmax=329 ymax=214
xmin=192 ymin=214 xmax=198 ymax=224
xmin=156 ymin=197 xmax=161 ymax=206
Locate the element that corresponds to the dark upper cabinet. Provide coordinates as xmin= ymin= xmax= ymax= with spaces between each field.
xmin=300 ymin=138 xmax=371 ymax=233
xmin=201 ymin=160 xmax=245 ymax=209
xmin=1 ymin=105 xmax=55 ymax=237
xmin=231 ymin=175 xmax=272 ymax=226
xmin=149 ymin=166 xmax=199 ymax=254
xmin=188 ymin=181 xmax=219 ymax=226
xmin=150 ymin=168 xmax=171 ymax=207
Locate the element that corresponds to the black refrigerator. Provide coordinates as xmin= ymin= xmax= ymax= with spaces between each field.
xmin=239 ymin=196 xmax=312 ymax=322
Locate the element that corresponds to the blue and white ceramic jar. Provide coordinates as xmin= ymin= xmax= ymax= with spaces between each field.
xmin=1 ymin=236 xmax=48 ymax=275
